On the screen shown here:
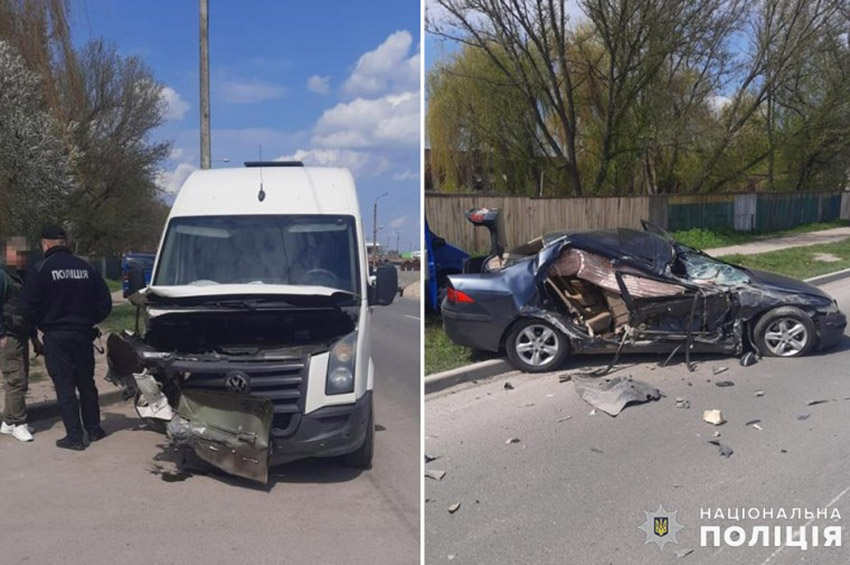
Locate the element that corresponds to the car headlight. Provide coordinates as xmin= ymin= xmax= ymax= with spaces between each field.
xmin=819 ymin=299 xmax=840 ymax=314
xmin=326 ymin=331 xmax=357 ymax=395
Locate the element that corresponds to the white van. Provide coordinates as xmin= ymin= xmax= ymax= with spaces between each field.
xmin=107 ymin=162 xmax=397 ymax=483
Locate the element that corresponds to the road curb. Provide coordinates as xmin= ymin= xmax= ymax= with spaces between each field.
xmin=425 ymin=358 xmax=511 ymax=395
xmin=805 ymin=267 xmax=850 ymax=287
xmin=27 ymin=389 xmax=127 ymax=423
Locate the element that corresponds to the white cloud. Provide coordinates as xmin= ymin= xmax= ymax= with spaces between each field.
xmin=342 ymin=30 xmax=419 ymax=96
xmin=218 ymin=79 xmax=286 ymax=104
xmin=277 ymin=149 xmax=390 ymax=177
xmin=393 ymin=169 xmax=418 ymax=181
xmin=708 ymin=95 xmax=733 ymax=113
xmin=156 ymin=162 xmax=197 ymax=195
xmin=389 ymin=215 xmax=407 ymax=229
xmin=307 ymin=74 xmax=331 ymax=95
xmin=169 ymin=146 xmax=185 ymax=160
xmin=313 ymin=91 xmax=419 ymax=149
xmin=161 ymin=86 xmax=190 ymax=120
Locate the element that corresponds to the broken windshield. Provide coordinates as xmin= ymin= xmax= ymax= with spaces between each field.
xmin=154 ymin=215 xmax=360 ymax=294
xmin=673 ymin=246 xmax=749 ymax=286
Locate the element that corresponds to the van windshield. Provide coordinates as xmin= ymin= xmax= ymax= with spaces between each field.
xmin=154 ymin=215 xmax=360 ymax=294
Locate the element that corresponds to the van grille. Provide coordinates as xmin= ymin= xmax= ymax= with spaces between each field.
xmin=174 ymin=358 xmax=306 ymax=430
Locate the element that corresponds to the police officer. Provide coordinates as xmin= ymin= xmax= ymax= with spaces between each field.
xmin=0 ymin=238 xmax=43 ymax=442
xmin=21 ymin=226 xmax=112 ymax=451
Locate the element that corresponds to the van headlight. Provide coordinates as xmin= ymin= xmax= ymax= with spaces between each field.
xmin=326 ymin=331 xmax=357 ymax=395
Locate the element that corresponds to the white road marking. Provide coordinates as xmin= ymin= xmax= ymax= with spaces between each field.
xmin=759 ymin=484 xmax=850 ymax=565
xmin=404 ymin=315 xmax=420 ymax=321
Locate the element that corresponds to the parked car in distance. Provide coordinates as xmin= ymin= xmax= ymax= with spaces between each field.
xmin=443 ymin=221 xmax=847 ymax=372
xmin=121 ymin=252 xmax=155 ymax=298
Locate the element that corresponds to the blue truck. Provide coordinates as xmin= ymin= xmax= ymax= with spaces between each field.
xmin=121 ymin=252 xmax=155 ymax=297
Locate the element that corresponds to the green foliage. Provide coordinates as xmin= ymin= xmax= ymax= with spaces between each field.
xmin=720 ymin=236 xmax=850 ymax=280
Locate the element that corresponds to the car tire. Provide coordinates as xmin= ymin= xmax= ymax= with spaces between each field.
xmin=753 ymin=306 xmax=816 ymax=358
xmin=505 ymin=318 xmax=569 ymax=373
xmin=337 ymin=398 xmax=374 ymax=470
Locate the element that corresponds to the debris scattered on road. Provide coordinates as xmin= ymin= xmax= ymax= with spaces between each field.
xmin=752 ymin=423 xmax=763 ymax=431
xmin=807 ymin=399 xmax=830 ymax=406
xmin=545 ymin=394 xmax=554 ymax=398
xmin=590 ymin=447 xmax=604 ymax=454
xmin=708 ymin=439 xmax=734 ymax=457
xmin=715 ymin=380 xmax=735 ymax=387
xmin=504 ymin=382 xmax=514 ymax=390
xmin=425 ymin=469 xmax=447 ymax=481
xmin=558 ymin=373 xmax=573 ymax=383
xmin=740 ymin=352 xmax=758 ymax=367
xmin=703 ymin=410 xmax=726 ymax=425
xmin=713 ymin=431 xmax=721 ymax=437
xmin=425 ymin=453 xmax=439 ymax=463
xmin=674 ymin=548 xmax=694 ymax=558
xmin=675 ymin=397 xmax=691 ymax=409
xmin=589 ymin=409 xmax=597 ymax=416
xmin=781 ymin=449 xmax=788 ymax=453
xmin=505 ymin=437 xmax=521 ymax=444
xmin=448 ymin=555 xmax=456 ymax=561
xmin=556 ymin=416 xmax=573 ymax=423
xmin=745 ymin=419 xmax=761 ymax=427
xmin=448 ymin=502 xmax=461 ymax=514
xmin=754 ymin=390 xmax=765 ymax=397
xmin=797 ymin=414 xmax=810 ymax=421
xmin=574 ymin=376 xmax=661 ymax=417
xmin=713 ymin=366 xmax=729 ymax=375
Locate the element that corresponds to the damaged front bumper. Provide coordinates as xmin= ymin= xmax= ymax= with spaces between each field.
xmin=815 ymin=311 xmax=847 ymax=350
xmin=269 ymin=391 xmax=372 ymax=466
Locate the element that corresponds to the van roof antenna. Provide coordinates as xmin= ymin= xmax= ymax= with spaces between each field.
xmin=257 ymin=145 xmax=266 ymax=202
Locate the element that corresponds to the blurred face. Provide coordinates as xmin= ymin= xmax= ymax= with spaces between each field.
xmin=4 ymin=238 xmax=26 ymax=269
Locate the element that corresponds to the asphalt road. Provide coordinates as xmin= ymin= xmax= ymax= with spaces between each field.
xmin=425 ymin=279 xmax=850 ymax=564
xmin=0 ymin=297 xmax=421 ymax=565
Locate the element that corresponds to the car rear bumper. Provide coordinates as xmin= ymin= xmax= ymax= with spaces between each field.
xmin=268 ymin=391 xmax=372 ymax=465
xmin=815 ymin=311 xmax=847 ymax=350
xmin=442 ymin=304 xmax=503 ymax=352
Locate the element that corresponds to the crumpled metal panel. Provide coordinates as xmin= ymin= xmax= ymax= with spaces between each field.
xmin=574 ymin=375 xmax=661 ymax=416
xmin=170 ymin=389 xmax=273 ymax=483
xmin=553 ymin=249 xmax=685 ymax=298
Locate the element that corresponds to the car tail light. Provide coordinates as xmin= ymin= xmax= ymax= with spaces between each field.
xmin=447 ymin=288 xmax=475 ymax=304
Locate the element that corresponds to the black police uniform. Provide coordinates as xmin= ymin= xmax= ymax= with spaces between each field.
xmin=21 ymin=244 xmax=112 ymax=445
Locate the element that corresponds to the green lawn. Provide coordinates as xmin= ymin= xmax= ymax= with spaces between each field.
xmin=98 ymin=302 xmax=141 ymax=335
xmin=105 ymin=278 xmax=123 ymax=293
xmin=672 ymin=219 xmax=849 ymax=250
xmin=425 ymin=314 xmax=495 ymax=375
xmin=720 ymin=236 xmax=850 ymax=280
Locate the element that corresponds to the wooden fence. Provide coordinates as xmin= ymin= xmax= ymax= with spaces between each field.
xmin=426 ymin=191 xmax=850 ymax=254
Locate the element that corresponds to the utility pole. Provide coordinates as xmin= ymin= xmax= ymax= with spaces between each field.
xmin=395 ymin=231 xmax=400 ymax=255
xmin=371 ymin=192 xmax=388 ymax=266
xmin=199 ymin=0 xmax=211 ymax=169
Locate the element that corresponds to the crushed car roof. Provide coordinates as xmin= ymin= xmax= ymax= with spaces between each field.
xmin=560 ymin=228 xmax=673 ymax=275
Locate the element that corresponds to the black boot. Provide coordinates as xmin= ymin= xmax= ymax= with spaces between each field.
xmin=56 ymin=436 xmax=85 ymax=451
xmin=87 ymin=427 xmax=107 ymax=442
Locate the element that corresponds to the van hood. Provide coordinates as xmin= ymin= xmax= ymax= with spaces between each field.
xmin=146 ymin=283 xmax=356 ymax=300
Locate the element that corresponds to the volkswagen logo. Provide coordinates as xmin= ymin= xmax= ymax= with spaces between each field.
xmin=224 ymin=371 xmax=250 ymax=394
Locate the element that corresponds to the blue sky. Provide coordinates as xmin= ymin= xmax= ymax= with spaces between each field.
xmin=69 ymin=0 xmax=421 ymax=252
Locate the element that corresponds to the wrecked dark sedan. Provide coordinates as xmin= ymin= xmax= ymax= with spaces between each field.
xmin=443 ymin=220 xmax=846 ymax=373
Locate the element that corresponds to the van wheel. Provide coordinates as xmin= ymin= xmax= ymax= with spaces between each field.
xmin=505 ymin=318 xmax=569 ymax=373
xmin=337 ymin=398 xmax=374 ymax=469
xmin=753 ymin=306 xmax=816 ymax=358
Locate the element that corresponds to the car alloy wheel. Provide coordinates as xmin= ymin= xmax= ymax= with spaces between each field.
xmin=515 ymin=324 xmax=560 ymax=368
xmin=763 ymin=317 xmax=809 ymax=357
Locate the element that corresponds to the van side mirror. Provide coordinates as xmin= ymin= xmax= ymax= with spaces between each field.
xmin=127 ymin=267 xmax=146 ymax=296
xmin=370 ymin=264 xmax=398 ymax=306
